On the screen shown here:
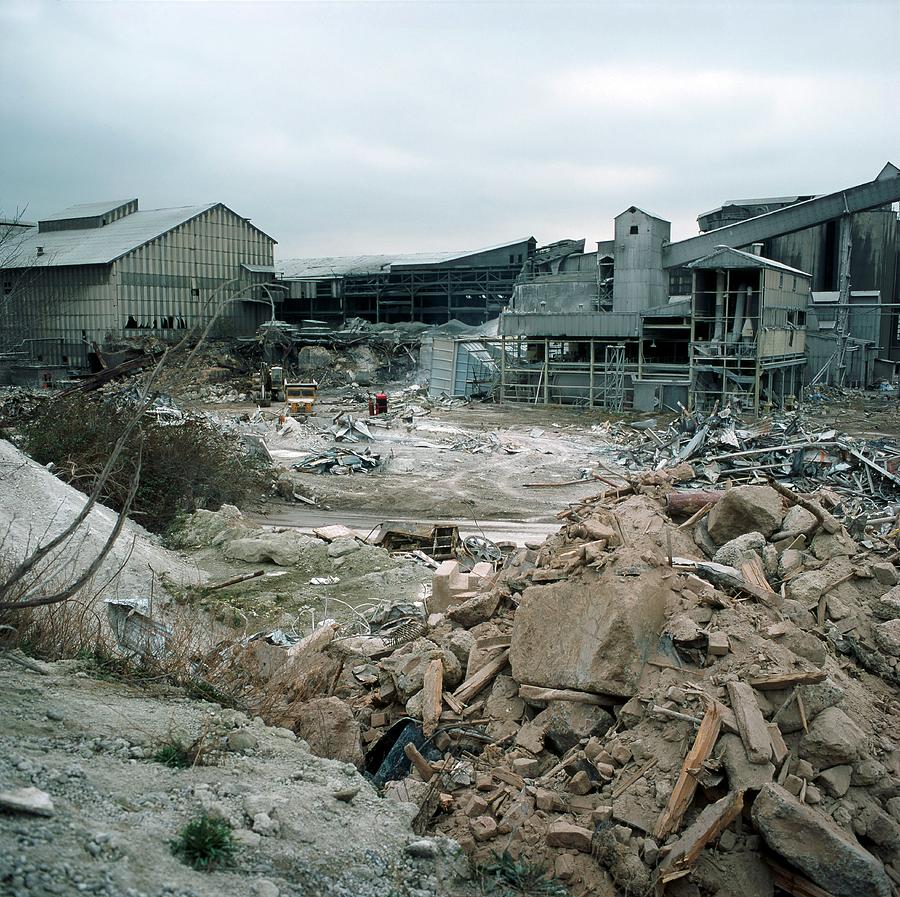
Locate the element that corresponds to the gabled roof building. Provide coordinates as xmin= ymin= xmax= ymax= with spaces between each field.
xmin=1 ymin=198 xmax=276 ymax=370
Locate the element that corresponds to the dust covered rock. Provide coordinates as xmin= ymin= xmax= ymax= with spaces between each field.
xmin=752 ymin=783 xmax=891 ymax=897
xmin=289 ymin=697 xmax=365 ymax=769
xmin=707 ymin=485 xmax=784 ymax=543
xmin=510 ymin=549 xmax=672 ymax=697
xmin=799 ymin=707 xmax=864 ymax=768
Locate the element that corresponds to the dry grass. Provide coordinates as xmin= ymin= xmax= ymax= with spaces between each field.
xmin=1 ymin=557 xmax=340 ymax=732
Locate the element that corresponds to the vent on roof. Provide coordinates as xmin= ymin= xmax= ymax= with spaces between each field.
xmin=38 ymin=199 xmax=138 ymax=233
xmin=36 ymin=246 xmax=44 ymax=256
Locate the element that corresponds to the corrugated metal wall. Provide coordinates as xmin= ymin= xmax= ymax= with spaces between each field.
xmin=5 ymin=205 xmax=275 ymax=367
xmin=428 ymin=337 xmax=498 ymax=397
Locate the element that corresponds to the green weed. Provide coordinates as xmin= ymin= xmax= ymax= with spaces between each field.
xmin=170 ymin=814 xmax=236 ymax=871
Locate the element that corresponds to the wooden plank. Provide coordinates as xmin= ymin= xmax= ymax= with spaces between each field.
xmin=654 ymin=703 xmax=722 ymax=840
xmin=768 ymin=859 xmax=841 ymax=897
xmin=659 ymin=789 xmax=745 ymax=878
xmin=452 ymin=649 xmax=510 ymax=704
xmin=726 ymin=681 xmax=773 ymax=765
xmin=740 ymin=557 xmax=776 ymax=593
xmin=750 ymin=670 xmax=826 ymax=691
xmin=518 ymin=684 xmax=618 ymax=707
xmin=667 ymin=490 xmax=722 ymax=516
xmin=442 ymin=690 xmax=464 ymax=715
xmin=612 ymin=757 xmax=657 ymax=799
xmin=422 ymin=659 xmax=443 ymax=738
xmin=677 ymin=501 xmax=715 ymax=530
xmin=404 ymin=743 xmax=434 ymax=781
xmin=492 ymin=767 xmax=525 ymax=790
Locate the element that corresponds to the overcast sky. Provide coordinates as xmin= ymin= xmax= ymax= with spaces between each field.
xmin=2 ymin=0 xmax=898 ymax=258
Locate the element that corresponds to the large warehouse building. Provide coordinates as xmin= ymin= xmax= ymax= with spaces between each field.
xmin=1 ymin=198 xmax=276 ymax=371
xmin=275 ymin=238 xmax=537 ymax=327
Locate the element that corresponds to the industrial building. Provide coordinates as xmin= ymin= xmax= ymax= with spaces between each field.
xmin=0 ymin=198 xmax=276 ymax=373
xmin=275 ymin=238 xmax=536 ymax=327
xmin=470 ymin=162 xmax=900 ymax=413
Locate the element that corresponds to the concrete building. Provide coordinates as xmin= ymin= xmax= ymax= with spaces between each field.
xmin=1 ymin=198 xmax=276 ymax=371
xmin=275 ymin=238 xmax=536 ymax=327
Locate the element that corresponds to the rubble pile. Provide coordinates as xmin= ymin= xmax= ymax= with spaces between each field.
xmin=593 ymin=407 xmax=900 ymax=517
xmin=276 ymin=474 xmax=900 ymax=897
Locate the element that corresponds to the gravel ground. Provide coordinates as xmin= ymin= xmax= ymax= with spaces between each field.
xmin=0 ymin=657 xmax=472 ymax=897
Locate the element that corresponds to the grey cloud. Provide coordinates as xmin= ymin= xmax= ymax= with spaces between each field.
xmin=1 ymin=0 xmax=897 ymax=256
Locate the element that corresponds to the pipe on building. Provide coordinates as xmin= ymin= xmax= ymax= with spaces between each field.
xmin=729 ymin=287 xmax=747 ymax=345
xmin=713 ymin=271 xmax=726 ymax=343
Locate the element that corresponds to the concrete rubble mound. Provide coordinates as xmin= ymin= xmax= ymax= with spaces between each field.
xmin=269 ymin=473 xmax=900 ymax=896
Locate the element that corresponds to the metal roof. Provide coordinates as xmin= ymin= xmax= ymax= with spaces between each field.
xmin=39 ymin=199 xmax=137 ymax=222
xmin=615 ymin=205 xmax=668 ymax=222
xmin=687 ymin=245 xmax=811 ymax=277
xmin=9 ymin=203 xmax=220 ymax=268
xmin=277 ymin=238 xmax=535 ymax=280
xmin=277 ymin=255 xmax=398 ymax=278
xmin=241 ymin=263 xmax=276 ymax=274
xmin=697 ymin=196 xmax=814 ymax=219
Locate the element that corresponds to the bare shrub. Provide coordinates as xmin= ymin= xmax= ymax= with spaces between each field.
xmin=20 ymin=393 xmax=267 ymax=534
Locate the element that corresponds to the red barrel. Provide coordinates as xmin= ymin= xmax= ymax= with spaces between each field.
xmin=375 ymin=392 xmax=388 ymax=415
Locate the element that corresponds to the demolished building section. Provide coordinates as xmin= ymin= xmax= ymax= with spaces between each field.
xmin=491 ymin=162 xmax=900 ymax=410
xmin=275 ymin=238 xmax=537 ymax=328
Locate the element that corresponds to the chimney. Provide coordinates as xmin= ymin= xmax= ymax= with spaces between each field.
xmin=36 ymin=246 xmax=44 ymax=256
xmin=750 ymin=242 xmax=764 ymax=256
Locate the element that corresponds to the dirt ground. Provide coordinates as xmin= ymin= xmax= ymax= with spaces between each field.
xmin=199 ymin=391 xmax=643 ymax=525
xmin=0 ymin=655 xmax=472 ymax=897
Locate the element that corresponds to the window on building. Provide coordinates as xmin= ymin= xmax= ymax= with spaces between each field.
xmin=779 ymin=273 xmax=784 ymax=288
xmin=191 ymin=287 xmax=200 ymax=296
xmin=629 ymin=225 xmax=639 ymax=235
xmin=2 ymin=282 xmax=11 ymax=295
xmin=509 ymin=254 xmax=515 ymax=264
xmin=668 ymin=268 xmax=692 ymax=296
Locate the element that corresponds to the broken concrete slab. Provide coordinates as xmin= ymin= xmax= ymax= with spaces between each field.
xmin=874 ymin=618 xmax=900 ymax=656
xmin=817 ymin=765 xmax=853 ymax=798
xmin=223 ymin=530 xmax=319 ymax=566
xmin=774 ymin=680 xmax=845 ymax=735
xmin=798 ymin=707 xmax=864 ymax=768
xmin=707 ymin=485 xmax=784 ymax=544
xmin=546 ymin=820 xmax=594 ymax=852
xmin=510 ymin=551 xmax=671 ymax=697
xmin=726 ymin=681 xmax=773 ymax=764
xmin=447 ymin=592 xmax=500 ymax=628
xmin=536 ymin=700 xmax=614 ymax=755
xmin=718 ymin=733 xmax=775 ymax=792
xmin=0 ymin=786 xmax=54 ymax=817
xmin=713 ymin=532 xmax=767 ymax=569
xmin=751 ymin=783 xmax=891 ymax=897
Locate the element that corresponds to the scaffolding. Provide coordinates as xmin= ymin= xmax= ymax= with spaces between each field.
xmin=494 ymin=337 xmax=637 ymax=409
